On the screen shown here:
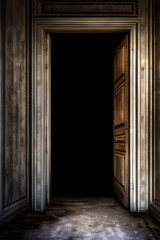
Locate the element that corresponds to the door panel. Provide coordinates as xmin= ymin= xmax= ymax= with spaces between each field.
xmin=114 ymin=152 xmax=125 ymax=187
xmin=114 ymin=45 xmax=125 ymax=81
xmin=113 ymin=35 xmax=129 ymax=208
xmin=114 ymin=85 xmax=125 ymax=127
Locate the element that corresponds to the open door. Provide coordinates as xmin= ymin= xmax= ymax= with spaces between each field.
xmin=113 ymin=35 xmax=129 ymax=208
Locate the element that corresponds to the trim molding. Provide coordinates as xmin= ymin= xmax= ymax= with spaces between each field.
xmin=0 ymin=199 xmax=30 ymax=227
xmin=32 ymin=18 xmax=137 ymax=212
xmin=34 ymin=0 xmax=138 ymax=17
xmin=150 ymin=200 xmax=160 ymax=225
xmin=149 ymin=0 xmax=160 ymax=225
xmin=0 ymin=0 xmax=5 ymax=215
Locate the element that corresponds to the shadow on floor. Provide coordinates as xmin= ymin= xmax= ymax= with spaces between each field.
xmin=0 ymin=197 xmax=158 ymax=240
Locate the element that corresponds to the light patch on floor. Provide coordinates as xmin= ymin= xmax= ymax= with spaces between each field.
xmin=0 ymin=197 xmax=157 ymax=240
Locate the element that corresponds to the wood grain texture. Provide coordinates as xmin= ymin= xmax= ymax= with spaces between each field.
xmin=4 ymin=0 xmax=27 ymax=207
xmin=113 ymin=35 xmax=129 ymax=208
xmin=114 ymin=152 xmax=125 ymax=187
xmin=114 ymin=86 xmax=125 ymax=127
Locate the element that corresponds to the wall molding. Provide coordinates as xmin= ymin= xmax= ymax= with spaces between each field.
xmin=150 ymin=0 xmax=160 ymax=225
xmin=0 ymin=199 xmax=30 ymax=227
xmin=0 ymin=0 xmax=5 ymax=216
xmin=150 ymin=200 xmax=160 ymax=225
xmin=34 ymin=0 xmax=138 ymax=17
xmin=32 ymin=18 xmax=137 ymax=212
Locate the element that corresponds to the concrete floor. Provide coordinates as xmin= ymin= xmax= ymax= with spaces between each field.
xmin=0 ymin=197 xmax=158 ymax=240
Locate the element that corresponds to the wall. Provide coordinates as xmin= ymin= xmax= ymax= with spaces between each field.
xmin=0 ymin=0 xmax=30 ymax=225
xmin=0 ymin=0 xmax=159 ymax=226
xmin=150 ymin=0 xmax=160 ymax=224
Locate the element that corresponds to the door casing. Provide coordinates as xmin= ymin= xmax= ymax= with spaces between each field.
xmin=32 ymin=2 xmax=153 ymax=212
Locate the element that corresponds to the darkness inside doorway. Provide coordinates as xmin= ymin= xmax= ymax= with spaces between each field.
xmin=51 ymin=33 xmax=127 ymax=197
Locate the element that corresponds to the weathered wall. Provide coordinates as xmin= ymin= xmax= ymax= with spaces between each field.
xmin=0 ymin=0 xmax=159 ymax=226
xmin=150 ymin=0 xmax=160 ymax=224
xmin=0 ymin=0 xmax=30 ymax=225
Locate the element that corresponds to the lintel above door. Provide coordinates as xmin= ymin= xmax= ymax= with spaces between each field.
xmin=34 ymin=0 xmax=138 ymax=17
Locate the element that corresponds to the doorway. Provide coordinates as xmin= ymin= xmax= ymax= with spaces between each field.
xmin=50 ymin=33 xmax=128 ymax=201
xmin=32 ymin=16 xmax=151 ymax=213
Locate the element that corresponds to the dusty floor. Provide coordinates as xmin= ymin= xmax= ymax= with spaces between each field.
xmin=0 ymin=197 xmax=158 ymax=240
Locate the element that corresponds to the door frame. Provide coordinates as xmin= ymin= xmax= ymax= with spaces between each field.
xmin=32 ymin=4 xmax=153 ymax=212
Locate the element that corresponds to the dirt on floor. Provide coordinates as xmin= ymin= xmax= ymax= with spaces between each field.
xmin=0 ymin=197 xmax=159 ymax=240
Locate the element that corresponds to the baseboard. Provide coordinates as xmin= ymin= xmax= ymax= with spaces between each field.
xmin=0 ymin=199 xmax=30 ymax=228
xmin=114 ymin=185 xmax=128 ymax=208
xmin=150 ymin=200 xmax=160 ymax=225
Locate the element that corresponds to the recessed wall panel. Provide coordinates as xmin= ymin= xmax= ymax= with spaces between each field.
xmin=34 ymin=0 xmax=138 ymax=17
xmin=4 ymin=0 xmax=28 ymax=207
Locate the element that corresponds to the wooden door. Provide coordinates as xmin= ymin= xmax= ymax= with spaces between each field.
xmin=113 ymin=35 xmax=129 ymax=208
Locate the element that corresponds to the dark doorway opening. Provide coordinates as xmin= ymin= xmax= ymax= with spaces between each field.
xmin=51 ymin=33 xmax=126 ymax=197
